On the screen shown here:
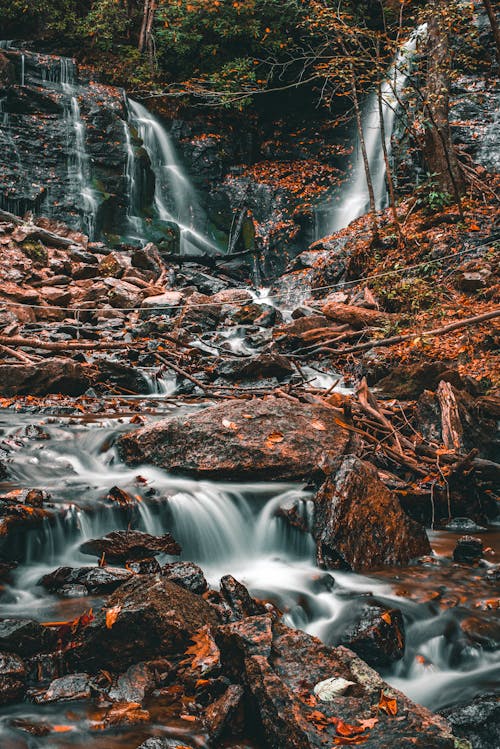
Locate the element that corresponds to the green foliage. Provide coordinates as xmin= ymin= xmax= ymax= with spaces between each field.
xmin=20 ymin=240 xmax=48 ymax=265
xmin=417 ymin=176 xmax=453 ymax=214
xmin=80 ymin=0 xmax=130 ymax=51
xmin=371 ymin=277 xmax=435 ymax=314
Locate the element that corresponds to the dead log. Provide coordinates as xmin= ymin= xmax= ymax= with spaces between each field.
xmin=329 ymin=309 xmax=500 ymax=355
xmin=437 ymin=380 xmax=464 ymax=451
xmin=321 ymin=302 xmax=394 ymax=329
xmin=0 ymin=335 xmax=138 ymax=351
xmin=0 ymin=208 xmax=82 ymax=249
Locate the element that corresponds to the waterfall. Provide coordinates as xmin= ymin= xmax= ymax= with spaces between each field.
xmin=66 ymin=96 xmax=99 ymax=239
xmin=316 ymin=25 xmax=427 ymax=237
xmin=127 ymin=99 xmax=219 ymax=255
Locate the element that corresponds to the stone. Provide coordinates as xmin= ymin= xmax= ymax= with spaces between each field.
xmin=220 ymin=575 xmax=266 ymax=621
xmin=0 ymin=618 xmax=48 ymax=657
xmin=441 ymin=694 xmax=500 ymax=749
xmin=79 ymin=530 xmax=181 ymax=562
xmin=68 ymin=575 xmax=220 ymax=671
xmin=313 ymin=456 xmax=430 ymax=571
xmin=108 ymin=661 xmax=163 ymax=703
xmin=203 ymin=683 xmax=244 ymax=742
xmin=161 ymin=561 xmax=208 ymax=594
xmin=96 ymin=359 xmax=151 ymax=394
xmin=33 ymin=673 xmax=92 ymax=704
xmin=453 ymin=536 xmax=483 ymax=564
xmin=0 ymin=357 xmax=92 ymax=396
xmin=216 ymin=354 xmax=294 ymax=383
xmin=39 ymin=565 xmax=133 ymax=594
xmin=321 ymin=302 xmax=393 ymax=329
xmin=104 ymin=278 xmax=142 ymax=309
xmin=137 ymin=740 xmax=197 ymax=749
xmin=98 ymin=252 xmax=130 ymax=278
xmin=335 ymin=600 xmax=406 ymax=668
xmin=117 ymin=397 xmax=351 ymax=481
xmin=0 ymin=651 xmax=25 ymax=704
xmin=132 ymin=243 xmax=165 ymax=274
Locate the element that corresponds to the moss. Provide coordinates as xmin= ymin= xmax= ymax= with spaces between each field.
xmin=20 ymin=240 xmax=48 ymax=266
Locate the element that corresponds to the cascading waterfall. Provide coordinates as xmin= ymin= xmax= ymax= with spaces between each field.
xmin=66 ymin=96 xmax=99 ymax=239
xmin=127 ymin=98 xmax=220 ymax=254
xmin=316 ymin=24 xmax=427 ymax=237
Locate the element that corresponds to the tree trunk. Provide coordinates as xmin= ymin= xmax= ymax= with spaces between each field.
xmin=423 ymin=2 xmax=465 ymax=203
xmin=350 ymin=67 xmax=378 ymax=237
xmin=138 ymin=0 xmax=156 ymax=53
xmin=481 ymin=0 xmax=500 ymax=67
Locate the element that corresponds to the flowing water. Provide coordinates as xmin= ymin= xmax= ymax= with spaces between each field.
xmin=315 ymin=25 xmax=427 ymax=237
xmin=0 ymin=408 xmax=498 ymax=748
xmin=126 ymin=99 xmax=220 ymax=255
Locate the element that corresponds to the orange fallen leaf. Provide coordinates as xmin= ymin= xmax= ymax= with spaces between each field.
xmin=378 ymin=691 xmax=398 ymax=715
xmin=266 ymin=431 xmax=284 ymax=443
xmin=52 ymin=725 xmax=74 ymax=733
xmin=358 ymin=717 xmax=378 ymax=730
xmin=105 ymin=605 xmax=121 ymax=629
xmin=333 ymin=736 xmax=367 ymax=745
xmin=381 ymin=611 xmax=392 ymax=625
xmin=222 ymin=418 xmax=238 ymax=429
xmin=180 ymin=714 xmax=196 ymax=722
xmin=311 ymin=419 xmax=326 ymax=431
xmin=185 ymin=626 xmax=220 ymax=673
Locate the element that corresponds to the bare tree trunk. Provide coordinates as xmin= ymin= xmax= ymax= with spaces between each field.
xmin=481 ymin=0 xmax=500 ymax=66
xmin=350 ymin=67 xmax=378 ymax=237
xmin=423 ymin=2 xmax=465 ymax=205
xmin=377 ymin=43 xmax=405 ymax=246
xmin=138 ymin=0 xmax=156 ymax=53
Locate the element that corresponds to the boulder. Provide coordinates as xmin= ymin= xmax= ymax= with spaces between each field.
xmin=96 ymin=360 xmax=151 ymax=394
xmin=68 ymin=575 xmax=220 ymax=671
xmin=79 ymin=530 xmax=181 ymax=562
xmin=441 ymin=694 xmax=500 ymax=749
xmin=132 ymin=243 xmax=165 ymax=274
xmin=161 ymin=561 xmax=208 ymax=595
xmin=39 ymin=565 xmax=133 ymax=594
xmin=203 ymin=683 xmax=244 ymax=742
xmin=313 ymin=456 xmax=430 ymax=571
xmin=453 ymin=536 xmax=483 ymax=565
xmin=220 ymin=575 xmax=267 ymax=622
xmin=216 ymin=354 xmax=294 ymax=383
xmin=0 ymin=618 xmax=49 ymax=657
xmin=0 ymin=357 xmax=92 ymax=396
xmin=0 ymin=651 xmax=25 ymax=704
xmin=117 ymin=397 xmax=351 ymax=481
xmin=33 ymin=673 xmax=92 ymax=704
xmin=216 ymin=617 xmax=460 ymax=749
xmin=334 ymin=600 xmax=405 ymax=668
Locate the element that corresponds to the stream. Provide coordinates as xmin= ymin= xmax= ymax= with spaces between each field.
xmin=0 ymin=405 xmax=498 ymax=747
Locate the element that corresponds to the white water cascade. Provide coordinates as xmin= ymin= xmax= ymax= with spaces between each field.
xmin=127 ymin=98 xmax=220 ymax=254
xmin=316 ymin=24 xmax=427 ymax=237
xmin=67 ymin=96 xmax=99 ymax=239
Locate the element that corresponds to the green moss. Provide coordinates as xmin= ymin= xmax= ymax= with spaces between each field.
xmin=21 ymin=240 xmax=48 ymax=266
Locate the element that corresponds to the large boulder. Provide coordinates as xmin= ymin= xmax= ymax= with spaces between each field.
xmin=79 ymin=530 xmax=181 ymax=563
xmin=313 ymin=456 xmax=430 ymax=571
xmin=0 ymin=358 xmax=92 ymax=396
xmin=68 ymin=575 xmax=220 ymax=672
xmin=117 ymin=397 xmax=352 ymax=480
xmin=216 ymin=616 xmax=461 ymax=749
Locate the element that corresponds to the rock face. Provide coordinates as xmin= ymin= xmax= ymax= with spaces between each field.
xmin=216 ymin=616 xmax=459 ymax=749
xmin=69 ymin=575 xmax=220 ymax=671
xmin=313 ymin=456 xmax=430 ymax=571
xmin=117 ymin=397 xmax=352 ymax=480
xmin=0 ymin=357 xmax=92 ymax=396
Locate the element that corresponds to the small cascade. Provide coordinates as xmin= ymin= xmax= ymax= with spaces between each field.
xmin=20 ymin=53 xmax=25 ymax=86
xmin=316 ymin=24 xmax=427 ymax=237
xmin=66 ymin=96 xmax=99 ymax=239
xmin=127 ymin=98 xmax=220 ymax=255
xmin=123 ymin=120 xmax=144 ymax=238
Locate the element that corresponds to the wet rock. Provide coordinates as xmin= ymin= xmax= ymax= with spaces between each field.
xmin=69 ymin=575 xmax=220 ymax=671
xmin=98 ymin=252 xmax=130 ymax=278
xmin=335 ymin=600 xmax=406 ymax=668
xmin=117 ymin=397 xmax=351 ymax=481
xmin=127 ymin=558 xmax=161 ymax=575
xmin=141 ymin=291 xmax=184 ymax=313
xmin=216 ymin=354 xmax=294 ymax=383
xmin=0 ymin=618 xmax=48 ymax=657
xmin=39 ymin=565 xmax=133 ymax=594
xmin=371 ymin=362 xmax=472 ymax=400
xmin=321 ymin=302 xmax=393 ymax=329
xmin=33 ymin=672 xmax=92 ymax=704
xmin=108 ymin=661 xmax=164 ymax=703
xmin=79 ymin=530 xmax=181 ymax=563
xmin=445 ymin=518 xmax=487 ymax=533
xmin=96 ymin=360 xmax=151 ymax=394
xmin=0 ymin=357 xmax=92 ymax=396
xmin=105 ymin=278 xmax=143 ymax=308
xmin=441 ymin=694 xmax=500 ymax=749
xmin=203 ymin=683 xmax=244 ymax=742
xmin=313 ymin=456 xmax=430 ymax=571
xmin=0 ymin=651 xmax=25 ymax=704
xmin=220 ymin=575 xmax=267 ymax=621
xmin=460 ymin=614 xmax=500 ymax=651
xmin=132 ymin=243 xmax=165 ymax=275
xmin=137 ymin=740 xmax=197 ymax=749
xmin=275 ymin=495 xmax=311 ymax=532
xmin=218 ymin=618 xmax=459 ymax=749
xmin=161 ymin=561 xmax=208 ymax=594
xmin=453 ymin=536 xmax=483 ymax=564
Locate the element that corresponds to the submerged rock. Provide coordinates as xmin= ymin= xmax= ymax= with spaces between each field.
xmin=313 ymin=456 xmax=430 ymax=571
xmin=79 ymin=530 xmax=181 ymax=563
xmin=335 ymin=600 xmax=406 ymax=668
xmin=117 ymin=397 xmax=351 ymax=480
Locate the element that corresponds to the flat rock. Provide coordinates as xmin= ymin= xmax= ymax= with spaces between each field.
xmin=117 ymin=397 xmax=351 ymax=481
xmin=0 ymin=357 xmax=92 ymax=396
xmin=39 ymin=565 xmax=133 ymax=594
xmin=79 ymin=530 xmax=181 ymax=562
xmin=313 ymin=456 xmax=430 ymax=571
xmin=33 ymin=673 xmax=92 ymax=704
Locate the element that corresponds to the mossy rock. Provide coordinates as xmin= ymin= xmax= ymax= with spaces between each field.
xmin=21 ymin=240 xmax=48 ymax=266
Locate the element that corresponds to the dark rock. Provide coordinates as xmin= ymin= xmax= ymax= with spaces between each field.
xmin=108 ymin=661 xmax=165 ymax=703
xmin=441 ymin=694 xmax=500 ymax=749
xmin=203 ymin=683 xmax=244 ymax=742
xmin=0 ymin=618 xmax=48 ymax=657
xmin=313 ymin=456 xmax=430 ymax=571
xmin=79 ymin=530 xmax=181 ymax=563
xmin=161 ymin=561 xmax=207 ymax=594
xmin=220 ymin=575 xmax=266 ymax=621
xmin=33 ymin=673 xmax=92 ymax=704
xmin=96 ymin=360 xmax=151 ymax=394
xmin=335 ymin=600 xmax=405 ymax=669
xmin=68 ymin=575 xmax=219 ymax=671
xmin=453 ymin=536 xmax=483 ymax=564
xmin=39 ymin=565 xmax=132 ymax=594
xmin=132 ymin=243 xmax=164 ymax=275
xmin=445 ymin=518 xmax=487 ymax=533
xmin=137 ymin=740 xmax=197 ymax=749
xmin=0 ymin=357 xmax=92 ymax=396
xmin=117 ymin=397 xmax=351 ymax=481
xmin=127 ymin=558 xmax=161 ymax=575
xmin=216 ymin=354 xmax=294 ymax=383
xmin=0 ymin=651 xmax=25 ymax=704
xmin=373 ymin=362 xmax=472 ymax=400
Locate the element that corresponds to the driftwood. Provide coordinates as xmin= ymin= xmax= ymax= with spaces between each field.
xmin=437 ymin=380 xmax=464 ymax=451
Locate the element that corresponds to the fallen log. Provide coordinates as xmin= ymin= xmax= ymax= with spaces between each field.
xmin=329 ymin=309 xmax=500 ymax=355
xmin=0 ymin=335 xmax=139 ymax=351
xmin=0 ymin=209 xmax=83 ymax=249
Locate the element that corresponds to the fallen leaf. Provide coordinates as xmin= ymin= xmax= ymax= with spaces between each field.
xmin=358 ymin=718 xmax=378 ymax=730
xmin=266 ymin=431 xmax=284 ymax=443
xmin=105 ymin=605 xmax=121 ymax=629
xmin=222 ymin=418 xmax=238 ymax=429
xmin=185 ymin=626 xmax=220 ymax=673
xmin=180 ymin=714 xmax=196 ymax=722
xmin=313 ymin=676 xmax=356 ymax=701
xmin=381 ymin=611 xmax=392 ymax=625
xmin=378 ymin=691 xmax=398 ymax=715
xmin=311 ymin=419 xmax=327 ymax=431
xmin=52 ymin=725 xmax=74 ymax=733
